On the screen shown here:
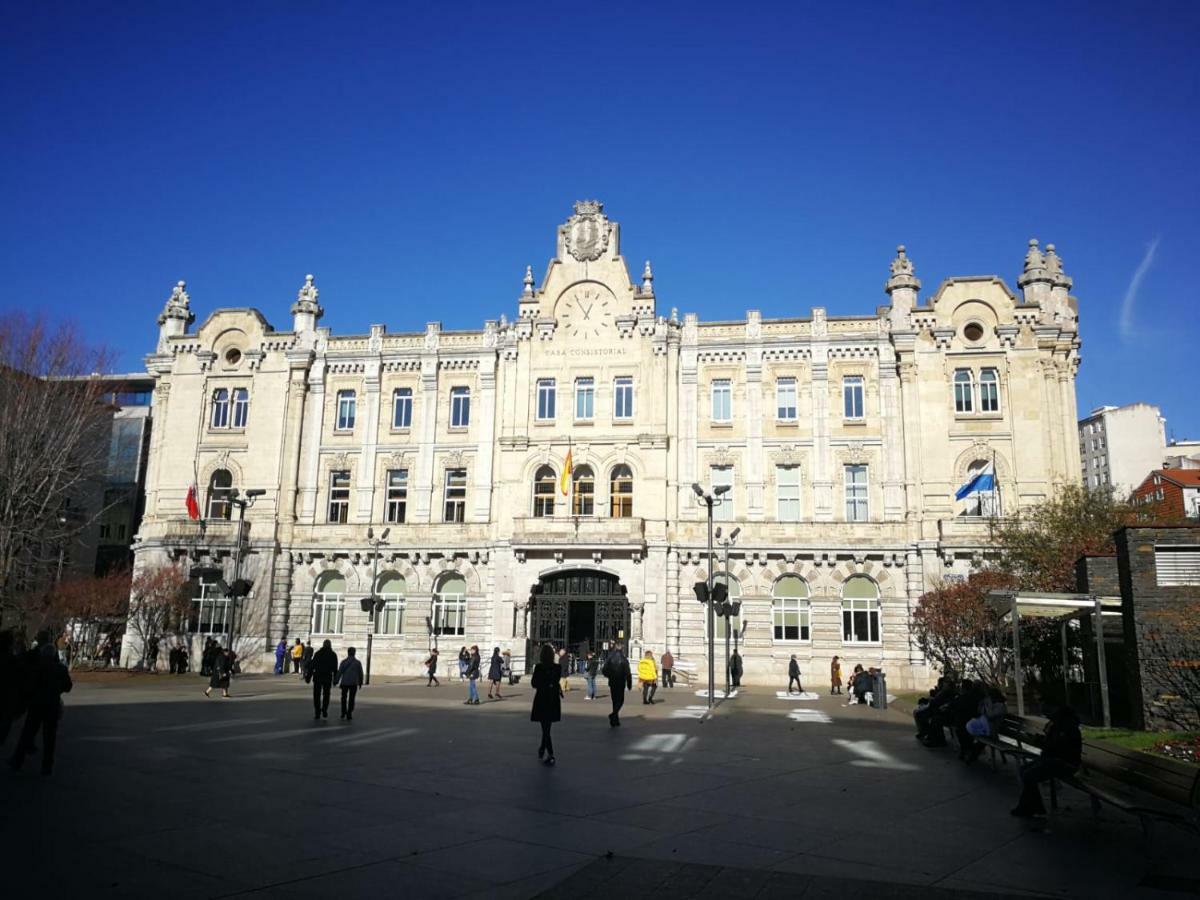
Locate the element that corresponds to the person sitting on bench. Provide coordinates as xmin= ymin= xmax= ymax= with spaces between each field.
xmin=914 ymin=676 xmax=957 ymax=743
xmin=950 ymin=679 xmax=985 ymax=757
xmin=1010 ymin=701 xmax=1082 ymax=818
xmin=851 ymin=666 xmax=873 ymax=705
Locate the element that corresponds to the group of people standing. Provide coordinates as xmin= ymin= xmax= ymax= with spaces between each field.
xmin=0 ymin=630 xmax=73 ymax=775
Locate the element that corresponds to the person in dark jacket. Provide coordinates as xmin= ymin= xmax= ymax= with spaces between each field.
xmin=301 ymin=641 xmax=315 ymax=676
xmin=914 ymin=676 xmax=957 ymax=743
xmin=308 ymin=639 xmax=338 ymax=719
xmin=660 ymin=650 xmax=674 ymax=688
xmin=584 ymin=651 xmax=599 ymax=700
xmin=424 ymin=648 xmax=440 ymax=687
xmin=787 ymin=655 xmax=803 ymax=694
xmin=1011 ymin=702 xmax=1083 ymax=817
xmin=729 ymin=650 xmax=743 ymax=689
xmin=487 ymin=647 xmax=504 ymax=700
xmin=602 ymin=642 xmax=632 ymax=727
xmin=204 ymin=647 xmax=232 ymax=698
xmin=457 ymin=646 xmax=470 ymax=681
xmin=950 ymin=680 xmax=985 ymax=758
xmin=0 ymin=630 xmax=19 ymax=746
xmin=463 ymin=645 xmax=482 ymax=705
xmin=530 ymin=643 xmax=562 ymax=766
xmin=336 ymin=647 xmax=364 ymax=720
xmin=8 ymin=641 xmax=73 ymax=774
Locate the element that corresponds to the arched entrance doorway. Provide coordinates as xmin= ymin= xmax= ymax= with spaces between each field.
xmin=528 ymin=569 xmax=629 ymax=668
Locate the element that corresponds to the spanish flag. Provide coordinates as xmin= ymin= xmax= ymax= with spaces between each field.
xmin=560 ymin=447 xmax=573 ymax=496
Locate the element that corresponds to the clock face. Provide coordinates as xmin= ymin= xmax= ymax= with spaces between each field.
xmin=559 ymin=286 xmax=613 ymax=338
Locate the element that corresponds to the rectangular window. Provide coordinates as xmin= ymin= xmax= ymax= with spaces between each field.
xmin=842 ymin=599 xmax=880 ymax=643
xmin=443 ymin=468 xmax=467 ymax=523
xmin=376 ymin=599 xmax=405 ymax=635
xmin=336 ymin=390 xmax=356 ymax=431
xmin=773 ymin=598 xmax=811 ymax=642
xmin=614 ymin=377 xmax=634 ymax=420
xmin=450 ymin=387 xmax=471 ymax=428
xmin=844 ymin=464 xmax=868 ymax=522
xmin=312 ymin=592 xmax=345 ymax=635
xmin=711 ymin=465 xmax=734 ymax=522
xmin=188 ymin=580 xmax=230 ymax=635
xmin=777 ymin=465 xmax=801 ymax=521
xmin=536 ymin=379 xmax=556 ymax=421
xmin=385 ymin=469 xmax=408 ymax=524
xmin=711 ymin=380 xmax=732 ymax=422
xmin=392 ymin=388 xmax=413 ymax=429
xmin=433 ymin=597 xmax=467 ymax=636
xmin=843 ymin=376 xmax=864 ymax=420
xmin=231 ymin=388 xmax=249 ymax=428
xmin=953 ymin=370 xmax=974 ymax=414
xmin=328 ymin=470 xmax=351 ymax=523
xmin=574 ymin=378 xmax=594 ymax=421
xmin=980 ymin=369 xmax=1000 ymax=413
xmin=776 ymin=378 xmax=797 ymax=421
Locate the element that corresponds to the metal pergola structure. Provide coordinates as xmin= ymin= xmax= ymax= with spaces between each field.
xmin=985 ymin=591 xmax=1123 ymax=728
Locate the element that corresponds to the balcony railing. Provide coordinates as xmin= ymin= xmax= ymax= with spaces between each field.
xmin=158 ymin=517 xmax=247 ymax=545
xmin=511 ymin=515 xmax=645 ymax=546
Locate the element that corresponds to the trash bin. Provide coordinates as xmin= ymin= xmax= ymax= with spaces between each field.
xmin=870 ymin=671 xmax=888 ymax=709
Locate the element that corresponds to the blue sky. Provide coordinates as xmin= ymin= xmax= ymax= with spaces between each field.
xmin=3 ymin=1 xmax=1198 ymax=438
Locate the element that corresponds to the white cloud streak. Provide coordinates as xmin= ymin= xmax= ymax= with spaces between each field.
xmin=1119 ymin=238 xmax=1160 ymax=340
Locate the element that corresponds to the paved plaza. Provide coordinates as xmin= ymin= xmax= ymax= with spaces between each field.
xmin=2 ymin=672 xmax=1197 ymax=899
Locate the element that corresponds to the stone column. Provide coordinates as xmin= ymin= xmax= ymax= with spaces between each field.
xmin=630 ymin=599 xmax=645 ymax=643
xmin=473 ymin=355 xmax=498 ymax=521
xmin=810 ymin=328 xmax=833 ymax=520
xmin=896 ymin=354 xmax=923 ymax=525
xmin=356 ymin=359 xmax=381 ymax=520
xmin=414 ymin=342 xmax=440 ymax=522
xmin=744 ymin=338 xmax=765 ymax=519
xmin=296 ymin=361 xmax=327 ymax=523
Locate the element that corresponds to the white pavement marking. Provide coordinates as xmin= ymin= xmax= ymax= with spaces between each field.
xmin=671 ymin=706 xmax=709 ymax=719
xmin=155 ymin=718 xmax=277 ymax=732
xmin=786 ymin=709 xmax=833 ymax=724
xmin=320 ymin=727 xmax=419 ymax=747
xmin=208 ymin=724 xmax=342 ymax=743
xmin=774 ymin=691 xmax=820 ymax=700
xmin=694 ymin=689 xmax=738 ymax=699
xmin=832 ymin=738 xmax=919 ymax=771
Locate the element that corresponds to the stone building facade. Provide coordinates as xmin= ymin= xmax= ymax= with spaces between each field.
xmin=125 ymin=202 xmax=1083 ymax=688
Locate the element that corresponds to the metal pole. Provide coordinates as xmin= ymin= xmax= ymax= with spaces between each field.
xmin=1060 ymin=620 xmax=1069 ymax=707
xmin=1011 ymin=595 xmax=1024 ymax=717
xmin=229 ymin=499 xmax=246 ymax=652
xmin=366 ymin=546 xmax=379 ymax=686
xmin=1093 ymin=596 xmax=1111 ymax=728
xmin=723 ymin=539 xmax=731 ymax=697
xmin=707 ymin=498 xmax=715 ymax=710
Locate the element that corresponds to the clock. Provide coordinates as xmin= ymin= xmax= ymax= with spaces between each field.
xmin=558 ymin=286 xmax=614 ymax=338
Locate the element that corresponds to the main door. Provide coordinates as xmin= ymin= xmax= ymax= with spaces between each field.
xmin=528 ymin=570 xmax=629 ymax=667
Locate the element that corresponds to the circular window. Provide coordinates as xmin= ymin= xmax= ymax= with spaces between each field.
xmin=224 ymin=348 xmax=242 ymax=366
xmin=963 ymin=322 xmax=985 ymax=343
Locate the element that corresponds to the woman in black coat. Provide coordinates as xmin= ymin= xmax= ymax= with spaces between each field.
xmin=487 ymin=647 xmax=505 ymax=700
xmin=204 ymin=648 xmax=232 ymax=698
xmin=529 ymin=643 xmax=562 ymax=766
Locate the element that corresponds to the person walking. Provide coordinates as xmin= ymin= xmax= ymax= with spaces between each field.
xmin=291 ymin=638 xmax=304 ymax=674
xmin=639 ymin=651 xmax=659 ymax=705
xmin=8 ymin=639 xmax=72 ymax=775
xmin=301 ymin=640 xmax=314 ymax=677
xmin=274 ymin=639 xmax=287 ymax=676
xmin=336 ymin=647 xmax=365 ymax=720
xmin=602 ymin=642 xmax=632 ymax=727
xmin=308 ymin=639 xmax=338 ymax=719
xmin=204 ymin=647 xmax=232 ymax=698
xmin=464 ymin=645 xmax=481 ymax=705
xmin=830 ymin=655 xmax=842 ymax=695
xmin=557 ymin=648 xmax=571 ymax=694
xmin=487 ymin=647 xmax=504 ymax=700
xmin=729 ymin=650 xmax=743 ymax=689
xmin=457 ymin=646 xmax=469 ymax=681
xmin=660 ymin=649 xmax=674 ymax=689
xmin=530 ymin=643 xmax=562 ymax=766
xmin=584 ymin=651 xmax=599 ymax=700
xmin=787 ymin=655 xmax=803 ymax=694
xmin=424 ymin=648 xmax=440 ymax=686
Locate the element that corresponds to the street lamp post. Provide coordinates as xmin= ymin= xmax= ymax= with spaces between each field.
xmin=717 ymin=526 xmax=741 ymax=696
xmin=692 ymin=482 xmax=729 ymax=710
xmin=362 ymin=526 xmax=390 ymax=686
xmin=227 ymin=488 xmax=265 ymax=655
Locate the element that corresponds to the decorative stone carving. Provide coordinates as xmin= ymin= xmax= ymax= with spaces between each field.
xmin=482 ymin=320 xmax=498 ymax=348
xmin=158 ymin=281 xmax=194 ymax=326
xmin=424 ymin=322 xmax=440 ymax=352
xmin=564 ymin=200 xmax=610 ymax=262
xmin=746 ymin=309 xmax=762 ymax=340
xmin=836 ymin=443 xmax=869 ymax=465
xmin=641 ymin=260 xmax=654 ymax=294
xmin=811 ymin=307 xmax=828 ymax=338
xmin=444 ymin=449 xmax=466 ymax=468
xmin=331 ymin=452 xmax=350 ymax=469
xmin=885 ymin=245 xmax=921 ymax=293
xmin=522 ymin=265 xmax=534 ymax=297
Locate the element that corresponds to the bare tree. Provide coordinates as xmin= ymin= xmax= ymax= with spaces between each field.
xmin=125 ymin=563 xmax=190 ymax=668
xmin=44 ymin=569 xmax=132 ymax=666
xmin=0 ymin=314 xmax=115 ymax=635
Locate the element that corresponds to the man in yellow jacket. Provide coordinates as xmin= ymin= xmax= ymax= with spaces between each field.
xmin=638 ymin=651 xmax=659 ymax=705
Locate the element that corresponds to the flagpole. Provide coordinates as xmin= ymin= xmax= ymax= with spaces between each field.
xmin=993 ymin=448 xmax=1001 ymax=518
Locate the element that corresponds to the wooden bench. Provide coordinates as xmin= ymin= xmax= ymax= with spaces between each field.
xmin=1054 ymin=742 xmax=1200 ymax=837
xmin=972 ymin=714 xmax=1044 ymax=776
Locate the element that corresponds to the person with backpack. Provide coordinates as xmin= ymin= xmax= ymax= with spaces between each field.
xmin=602 ymin=642 xmax=632 ymax=727
xmin=530 ymin=643 xmax=562 ymax=766
xmin=424 ymin=648 xmax=440 ymax=686
xmin=336 ymin=647 xmax=364 ymax=720
xmin=308 ymin=639 xmax=338 ymax=719
xmin=486 ymin=647 xmax=504 ymax=700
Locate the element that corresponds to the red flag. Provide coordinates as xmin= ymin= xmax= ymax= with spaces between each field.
xmin=186 ymin=484 xmax=200 ymax=520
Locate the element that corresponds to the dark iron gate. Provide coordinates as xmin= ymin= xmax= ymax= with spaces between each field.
xmin=528 ymin=570 xmax=629 ymax=665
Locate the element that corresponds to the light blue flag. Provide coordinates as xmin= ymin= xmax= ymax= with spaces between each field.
xmin=955 ymin=462 xmax=996 ymax=500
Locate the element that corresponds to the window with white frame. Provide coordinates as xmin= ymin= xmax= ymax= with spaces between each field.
xmin=843 ymin=376 xmax=864 ymax=420
xmin=610 ymin=464 xmax=634 ymax=518
xmin=231 ymin=388 xmax=249 ymax=428
xmin=776 ymin=378 xmax=797 ymax=421
xmin=385 ymin=469 xmax=408 ymax=523
xmin=574 ymin=378 xmax=594 ymax=421
xmin=210 ymin=388 xmax=230 ymax=428
xmin=772 ymin=575 xmax=811 ymax=641
xmin=953 ymin=369 xmax=974 ymax=414
xmin=536 ymin=379 xmax=556 ymax=421
xmin=532 ymin=465 xmax=556 ymax=517
xmin=188 ymin=577 xmax=230 ymax=635
xmin=433 ymin=574 xmax=467 ymax=636
xmin=572 ymin=465 xmax=595 ymax=516
xmin=312 ymin=572 xmax=346 ymax=635
xmin=444 ymin=468 xmax=467 ymax=523
xmin=206 ymin=469 xmax=234 ymax=520
xmin=713 ymin=573 xmax=742 ymax=640
xmin=980 ymin=368 xmax=1000 ymax=413
xmin=614 ymin=376 xmax=634 ymax=420
xmin=336 ymin=390 xmax=356 ymax=431
xmin=392 ymin=388 xmax=413 ymax=429
xmin=711 ymin=379 xmax=732 ymax=422
xmin=450 ymin=387 xmax=471 ymax=428
xmin=374 ymin=572 xmax=407 ymax=634
xmin=777 ymin=465 xmax=801 ymax=521
xmin=711 ymin=465 xmax=734 ymax=522
xmin=844 ymin=464 xmax=868 ymax=522
xmin=328 ymin=470 xmax=351 ymax=523
xmin=842 ymin=575 xmax=880 ymax=643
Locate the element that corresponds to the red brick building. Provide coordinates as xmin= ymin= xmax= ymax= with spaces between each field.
xmin=1132 ymin=468 xmax=1200 ymax=520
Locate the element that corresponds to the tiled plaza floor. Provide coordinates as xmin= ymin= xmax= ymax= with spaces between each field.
xmin=1 ymin=672 xmax=1196 ymax=898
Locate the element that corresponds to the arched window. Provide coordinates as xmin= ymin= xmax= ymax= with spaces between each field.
xmin=375 ymin=572 xmax=407 ymax=635
xmin=959 ymin=459 xmax=998 ymax=517
xmin=433 ymin=573 xmax=467 ymax=637
xmin=610 ymin=464 xmax=633 ymax=518
xmin=953 ymin=369 xmax=974 ymax=414
xmin=572 ymin=465 xmax=595 ymax=516
xmin=842 ymin=576 xmax=880 ymax=643
xmin=312 ymin=572 xmax=346 ymax=635
xmin=713 ymin=573 xmax=742 ymax=640
xmin=772 ymin=575 xmax=811 ymax=641
xmin=206 ymin=469 xmax=233 ymax=520
xmin=210 ymin=388 xmax=230 ymax=428
xmin=980 ymin=368 xmax=1000 ymax=413
xmin=532 ymin=465 xmax=557 ymax=518
xmin=231 ymin=388 xmax=249 ymax=428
